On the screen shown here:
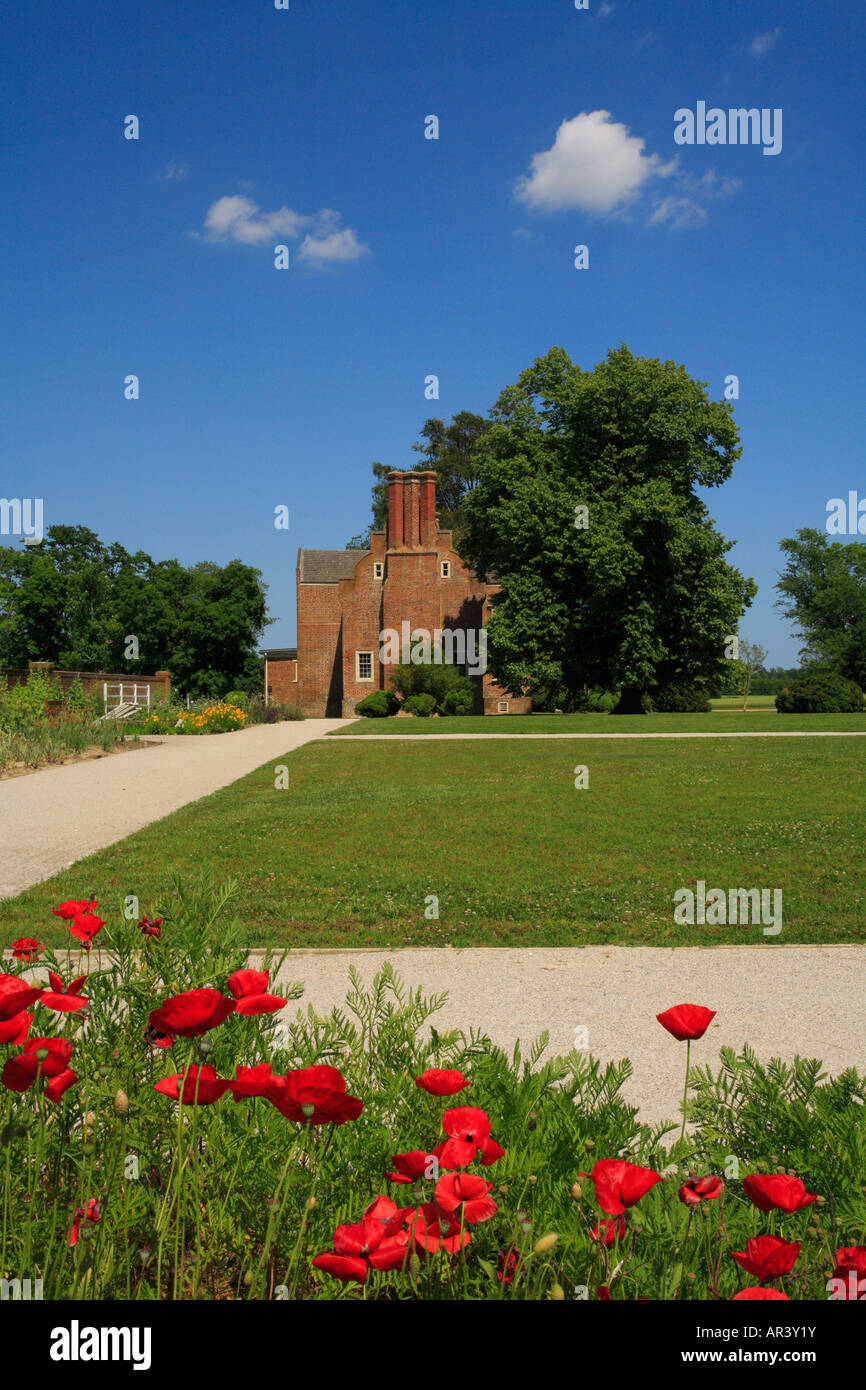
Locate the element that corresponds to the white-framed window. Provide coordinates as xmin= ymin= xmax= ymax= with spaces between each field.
xmin=373 ymin=561 xmax=384 ymax=579
xmin=441 ymin=561 xmax=450 ymax=578
xmin=356 ymin=651 xmax=374 ymax=681
xmin=498 ymin=700 xmax=509 ymax=713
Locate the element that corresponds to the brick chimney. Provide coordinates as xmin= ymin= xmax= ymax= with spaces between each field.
xmin=419 ymin=471 xmax=438 ymax=546
xmin=403 ymin=473 xmax=421 ymax=549
xmin=387 ymin=472 xmax=404 ymax=549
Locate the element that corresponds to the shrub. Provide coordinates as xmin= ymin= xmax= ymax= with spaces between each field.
xmin=388 ymin=659 xmax=475 ymax=714
xmin=441 ymin=688 xmax=474 ymax=716
xmin=651 ymin=686 xmax=712 ymax=713
xmin=223 ymin=689 xmax=249 ymax=711
xmin=403 ymin=692 xmax=437 ymax=717
xmin=776 ymin=672 xmax=865 ymax=713
xmin=355 ymin=689 xmax=400 ymax=718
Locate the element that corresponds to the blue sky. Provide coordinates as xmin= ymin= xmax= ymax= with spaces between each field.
xmin=2 ymin=0 xmax=863 ymax=663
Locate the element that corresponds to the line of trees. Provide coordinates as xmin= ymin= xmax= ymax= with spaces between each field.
xmin=0 ymin=525 xmax=270 ymax=700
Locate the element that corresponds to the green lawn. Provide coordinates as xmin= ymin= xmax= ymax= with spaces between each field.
xmin=709 ymin=695 xmax=778 ymax=710
xmin=5 ymin=736 xmax=864 ymax=949
xmin=330 ymin=710 xmax=866 ymax=735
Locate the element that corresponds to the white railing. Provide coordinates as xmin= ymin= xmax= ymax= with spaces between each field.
xmin=102 ymin=682 xmax=152 ymax=712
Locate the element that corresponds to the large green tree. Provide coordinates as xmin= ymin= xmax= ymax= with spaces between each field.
xmin=458 ymin=345 xmax=757 ymax=712
xmin=0 ymin=525 xmax=269 ymax=698
xmin=776 ymin=529 xmax=866 ymax=688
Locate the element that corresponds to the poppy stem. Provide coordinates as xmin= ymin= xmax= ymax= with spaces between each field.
xmin=679 ymin=1039 xmax=691 ymax=1144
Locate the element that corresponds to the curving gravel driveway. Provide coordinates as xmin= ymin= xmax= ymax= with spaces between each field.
xmin=0 ymin=721 xmax=352 ymax=900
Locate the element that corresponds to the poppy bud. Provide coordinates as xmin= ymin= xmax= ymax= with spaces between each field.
xmin=409 ymin=1253 xmax=422 ymax=1278
xmin=533 ymin=1233 xmax=558 ymax=1255
xmin=197 ymin=1039 xmax=213 ymax=1056
xmin=499 ymin=1185 xmax=509 ymax=1195
xmin=551 ymin=1283 xmax=565 ymax=1300
xmin=113 ymin=1090 xmax=130 ymax=1117
xmin=571 ymin=1182 xmax=582 ymax=1200
xmin=584 ymin=1139 xmax=595 ymax=1150
xmin=528 ymin=1175 xmax=537 ymax=1185
xmin=816 ymin=1196 xmax=826 ymax=1206
xmin=243 ymin=1270 xmax=253 ymax=1287
xmin=306 ymin=1196 xmax=316 ymax=1212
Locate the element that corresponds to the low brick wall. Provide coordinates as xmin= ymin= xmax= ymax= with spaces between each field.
xmin=3 ymin=662 xmax=171 ymax=703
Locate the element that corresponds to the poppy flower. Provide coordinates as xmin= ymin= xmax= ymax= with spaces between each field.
xmin=831 ymin=1247 xmax=866 ymax=1299
xmin=742 ymin=1173 xmax=817 ymax=1214
xmin=44 ymin=1068 xmax=78 ymax=1102
xmin=265 ymin=1064 xmax=363 ymax=1126
xmin=314 ymin=1196 xmax=411 ymax=1282
xmin=11 ymin=939 xmax=42 ymax=963
xmin=2 ymin=1036 xmax=74 ymax=1093
xmin=69 ymin=1198 xmax=100 ymax=1248
xmin=385 ymin=1150 xmax=439 ymax=1185
xmin=67 ymin=913 xmax=105 ymax=950
xmin=143 ymin=1023 xmax=173 ymax=1050
xmin=415 ymin=1068 xmax=468 ymax=1096
xmin=153 ymin=1065 xmax=232 ymax=1105
xmin=148 ymin=988 xmax=236 ymax=1037
xmin=435 ymin=1172 xmax=497 ymax=1224
xmin=38 ymin=972 xmax=89 ymax=1015
xmin=656 ymin=1004 xmax=716 ymax=1041
xmin=405 ymin=1202 xmax=470 ymax=1255
xmin=590 ymin=1215 xmax=627 ymax=1246
xmin=730 ymin=1235 xmax=800 ymax=1281
xmin=0 ymin=974 xmax=43 ymax=1021
xmin=229 ymin=1063 xmax=276 ymax=1100
xmin=226 ymin=969 xmax=287 ymax=1016
xmin=585 ymin=1160 xmax=662 ymax=1216
xmin=52 ymin=899 xmax=98 ymax=920
xmin=497 ymin=1248 xmax=519 ymax=1283
xmin=679 ymin=1176 xmax=724 ymax=1207
xmin=0 ymin=1010 xmax=32 ymax=1046
xmin=138 ymin=915 xmax=163 ymax=941
xmin=311 ymin=1252 xmax=370 ymax=1285
xmin=438 ymin=1106 xmax=505 ymax=1168
xmin=598 ymin=1284 xmax=611 ymax=1300
xmin=732 ymin=1287 xmax=790 ymax=1301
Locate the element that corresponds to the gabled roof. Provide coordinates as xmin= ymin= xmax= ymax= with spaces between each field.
xmin=298 ymin=549 xmax=367 ymax=583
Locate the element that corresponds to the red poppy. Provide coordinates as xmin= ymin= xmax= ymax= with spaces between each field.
xmin=226 ymin=969 xmax=287 ymax=1016
xmin=385 ymin=1150 xmax=438 ymax=1185
xmin=585 ymin=1159 xmax=662 ymax=1216
xmin=0 ymin=1011 xmax=32 ymax=1046
xmin=311 ymin=1252 xmax=370 ymax=1285
xmin=732 ymin=1287 xmax=790 ymax=1301
xmin=497 ymin=1248 xmax=519 ymax=1283
xmin=832 ymin=1247 xmax=866 ymax=1299
xmin=2 ymin=1036 xmax=74 ymax=1092
xmin=435 ymin=1172 xmax=497 ymax=1224
xmin=598 ymin=1284 xmax=611 ymax=1300
xmin=45 ymin=1068 xmax=78 ymax=1102
xmin=153 ymin=1065 xmax=232 ymax=1105
xmin=730 ymin=1235 xmax=800 ymax=1281
xmin=229 ymin=1063 xmax=276 ymax=1100
xmin=438 ymin=1106 xmax=505 ymax=1168
xmin=314 ymin=1196 xmax=411 ymax=1283
xmin=138 ymin=915 xmax=163 ymax=940
xmin=415 ymin=1068 xmax=468 ymax=1096
xmin=405 ymin=1202 xmax=470 ymax=1255
xmin=148 ymin=988 xmax=236 ymax=1037
xmin=52 ymin=899 xmax=98 ymax=920
xmin=39 ymin=972 xmax=89 ymax=1015
xmin=590 ymin=1215 xmax=627 ymax=1247
xmin=679 ymin=1175 xmax=724 ymax=1207
xmin=656 ymin=1004 xmax=716 ymax=1041
xmin=265 ymin=1064 xmax=363 ymax=1126
xmin=11 ymin=939 xmax=42 ymax=963
xmin=0 ymin=974 xmax=43 ymax=1021
xmin=143 ymin=1023 xmax=174 ymax=1050
xmin=69 ymin=1198 xmax=100 ymax=1248
xmin=742 ymin=1173 xmax=817 ymax=1214
xmin=67 ymin=913 xmax=105 ymax=949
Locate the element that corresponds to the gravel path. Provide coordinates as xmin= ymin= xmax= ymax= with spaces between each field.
xmin=0 ymin=720 xmax=352 ymax=899
xmin=264 ymin=944 xmax=866 ymax=1128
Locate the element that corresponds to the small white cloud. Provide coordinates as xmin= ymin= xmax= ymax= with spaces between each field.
xmin=650 ymin=196 xmax=707 ymax=230
xmin=297 ymin=228 xmax=370 ymax=264
xmin=750 ymin=27 xmax=782 ymax=57
xmin=515 ymin=110 xmax=675 ymax=215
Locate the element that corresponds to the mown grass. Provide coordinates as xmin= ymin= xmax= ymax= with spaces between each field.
xmin=4 ymin=736 xmax=864 ymax=948
xmin=329 ymin=711 xmax=866 ymax=735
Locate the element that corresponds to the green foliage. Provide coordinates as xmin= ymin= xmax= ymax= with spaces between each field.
xmin=776 ymin=671 xmax=865 ymax=713
xmin=0 ymin=525 xmax=269 ymax=699
xmin=651 ymin=686 xmax=712 ymax=713
xmin=403 ymin=692 xmax=437 ymax=717
xmin=388 ymin=658 xmax=474 ymax=713
xmin=459 ymin=345 xmax=756 ymax=708
xmin=63 ymin=676 xmax=87 ymax=710
xmin=777 ymin=529 xmax=866 ymax=686
xmin=441 ymin=687 xmax=474 ymax=715
xmin=223 ymin=689 xmax=249 ymax=711
xmin=0 ymin=673 xmax=60 ymax=733
xmin=355 ymin=689 xmax=400 ymax=718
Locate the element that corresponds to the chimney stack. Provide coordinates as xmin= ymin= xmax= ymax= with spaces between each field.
xmin=387 ymin=472 xmax=404 ymax=549
xmin=419 ymin=471 xmax=438 ymax=546
xmin=403 ymin=473 xmax=421 ymax=548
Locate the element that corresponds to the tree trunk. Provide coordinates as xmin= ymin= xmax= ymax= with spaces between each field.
xmin=611 ymin=685 xmax=646 ymax=715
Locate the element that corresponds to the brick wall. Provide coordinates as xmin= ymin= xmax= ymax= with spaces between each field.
xmin=2 ymin=663 xmax=171 ymax=702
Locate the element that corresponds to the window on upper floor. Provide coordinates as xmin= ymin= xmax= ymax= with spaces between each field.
xmin=374 ymin=561 xmax=384 ymax=579
xmin=441 ymin=561 xmax=450 ymax=578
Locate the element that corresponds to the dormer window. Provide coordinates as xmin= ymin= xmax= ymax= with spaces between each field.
xmin=374 ymin=561 xmax=384 ymax=579
xmin=441 ymin=561 xmax=450 ymax=578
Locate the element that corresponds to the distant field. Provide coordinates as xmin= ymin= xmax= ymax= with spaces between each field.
xmin=5 ymin=735 xmax=864 ymax=949
xmin=709 ymin=695 xmax=778 ymax=710
xmin=329 ymin=710 xmax=866 ymax=735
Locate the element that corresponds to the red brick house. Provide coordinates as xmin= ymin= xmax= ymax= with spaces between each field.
xmin=265 ymin=470 xmax=530 ymax=718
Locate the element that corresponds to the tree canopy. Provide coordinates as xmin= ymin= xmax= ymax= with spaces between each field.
xmin=458 ymin=344 xmax=756 ymax=710
xmin=776 ymin=528 xmax=866 ymax=688
xmin=0 ymin=525 xmax=270 ymax=698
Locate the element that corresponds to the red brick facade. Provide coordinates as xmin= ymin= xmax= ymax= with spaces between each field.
xmin=286 ymin=471 xmax=531 ymax=717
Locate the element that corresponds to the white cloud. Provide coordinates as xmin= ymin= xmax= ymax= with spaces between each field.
xmin=515 ymin=110 xmax=675 ymax=214
xmin=650 ymin=196 xmax=707 ymax=230
xmin=201 ymin=196 xmax=368 ymax=263
xmin=750 ymin=27 xmax=782 ymax=57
